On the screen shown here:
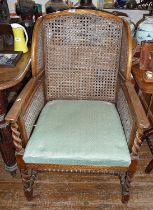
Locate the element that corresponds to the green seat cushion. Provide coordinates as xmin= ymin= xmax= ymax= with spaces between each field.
xmin=23 ymin=100 xmax=131 ymax=167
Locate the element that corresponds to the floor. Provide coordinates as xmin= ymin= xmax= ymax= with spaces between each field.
xmin=0 ymin=142 xmax=153 ymax=210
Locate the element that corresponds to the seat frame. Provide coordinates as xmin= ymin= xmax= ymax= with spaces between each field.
xmin=5 ymin=9 xmax=150 ymax=203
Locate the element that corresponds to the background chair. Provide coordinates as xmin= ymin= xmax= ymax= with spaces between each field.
xmin=6 ymin=9 xmax=149 ymax=203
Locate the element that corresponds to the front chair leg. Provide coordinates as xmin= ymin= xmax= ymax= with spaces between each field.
xmin=119 ymin=171 xmax=132 ymax=204
xmin=21 ymin=168 xmax=37 ymax=201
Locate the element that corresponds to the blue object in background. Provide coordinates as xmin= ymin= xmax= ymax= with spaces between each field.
xmin=116 ymin=0 xmax=127 ymax=8
xmin=136 ymin=16 xmax=153 ymax=44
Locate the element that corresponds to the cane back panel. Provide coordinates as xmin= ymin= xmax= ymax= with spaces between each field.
xmin=43 ymin=12 xmax=124 ymax=102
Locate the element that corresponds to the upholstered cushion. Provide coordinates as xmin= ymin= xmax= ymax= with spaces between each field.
xmin=23 ymin=100 xmax=131 ymax=167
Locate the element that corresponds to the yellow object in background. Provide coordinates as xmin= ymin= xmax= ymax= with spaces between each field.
xmin=11 ymin=23 xmax=28 ymax=53
xmin=103 ymin=0 xmax=115 ymax=8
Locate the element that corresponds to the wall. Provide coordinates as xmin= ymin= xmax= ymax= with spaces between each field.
xmin=7 ymin=0 xmax=148 ymax=23
xmin=7 ymin=0 xmax=98 ymax=13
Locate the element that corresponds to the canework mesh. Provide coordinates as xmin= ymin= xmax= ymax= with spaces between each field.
xmin=23 ymin=84 xmax=45 ymax=138
xmin=116 ymin=87 xmax=133 ymax=142
xmin=43 ymin=13 xmax=123 ymax=102
xmin=36 ymin=20 xmax=44 ymax=73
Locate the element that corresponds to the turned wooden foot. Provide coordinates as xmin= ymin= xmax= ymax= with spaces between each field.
xmin=119 ymin=172 xmax=133 ymax=204
xmin=122 ymin=194 xmax=130 ymax=204
xmin=24 ymin=188 xmax=33 ymax=201
xmin=10 ymin=169 xmax=17 ymax=177
xmin=21 ymin=169 xmax=37 ymax=201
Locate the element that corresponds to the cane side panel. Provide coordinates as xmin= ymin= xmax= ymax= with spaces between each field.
xmin=116 ymin=87 xmax=133 ymax=142
xmin=44 ymin=13 xmax=123 ymax=102
xmin=23 ymin=84 xmax=45 ymax=138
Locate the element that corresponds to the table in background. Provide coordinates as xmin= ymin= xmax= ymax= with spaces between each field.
xmin=0 ymin=51 xmax=31 ymax=175
xmin=132 ymin=64 xmax=153 ymax=173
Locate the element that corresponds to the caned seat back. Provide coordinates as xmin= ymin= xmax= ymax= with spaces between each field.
xmin=32 ymin=10 xmax=132 ymax=102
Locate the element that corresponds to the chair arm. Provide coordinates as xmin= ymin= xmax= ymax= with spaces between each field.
xmin=125 ymin=81 xmax=150 ymax=129
xmin=116 ymin=80 xmax=150 ymax=153
xmin=5 ymin=77 xmax=43 ymax=123
xmin=5 ymin=75 xmax=45 ymax=149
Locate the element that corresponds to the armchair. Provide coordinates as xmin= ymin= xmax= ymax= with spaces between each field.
xmin=6 ymin=9 xmax=150 ymax=203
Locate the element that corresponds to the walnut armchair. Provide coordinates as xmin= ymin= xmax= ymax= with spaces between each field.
xmin=6 ymin=10 xmax=150 ymax=203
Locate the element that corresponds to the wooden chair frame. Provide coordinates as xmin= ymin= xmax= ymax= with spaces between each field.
xmin=5 ymin=10 xmax=150 ymax=203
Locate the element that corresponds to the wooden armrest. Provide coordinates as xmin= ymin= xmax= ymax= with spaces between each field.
xmin=125 ymin=81 xmax=150 ymax=129
xmin=5 ymin=77 xmax=42 ymax=123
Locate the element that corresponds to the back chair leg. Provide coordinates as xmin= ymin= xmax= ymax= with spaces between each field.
xmin=145 ymin=159 xmax=153 ymax=173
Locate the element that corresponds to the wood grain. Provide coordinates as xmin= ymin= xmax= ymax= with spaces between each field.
xmin=5 ymin=77 xmax=42 ymax=123
xmin=132 ymin=64 xmax=153 ymax=94
xmin=0 ymin=51 xmax=31 ymax=90
xmin=0 ymin=142 xmax=153 ymax=210
xmin=125 ymin=81 xmax=150 ymax=129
